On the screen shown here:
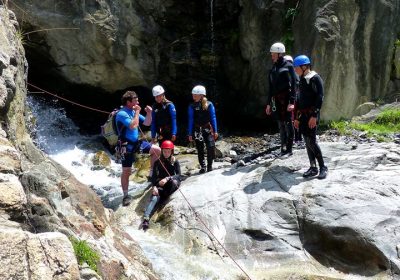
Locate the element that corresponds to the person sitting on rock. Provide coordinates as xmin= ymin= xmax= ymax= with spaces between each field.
xmin=293 ymin=55 xmax=328 ymax=179
xmin=142 ymin=140 xmax=181 ymax=229
xmin=188 ymin=85 xmax=218 ymax=173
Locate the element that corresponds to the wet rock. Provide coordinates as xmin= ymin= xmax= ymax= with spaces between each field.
xmin=92 ymin=151 xmax=111 ymax=168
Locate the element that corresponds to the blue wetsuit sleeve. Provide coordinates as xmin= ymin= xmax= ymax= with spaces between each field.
xmin=169 ymin=103 xmax=177 ymax=136
xmin=116 ymin=111 xmax=131 ymax=131
xmin=138 ymin=114 xmax=145 ymax=124
xmin=188 ymin=105 xmax=194 ymax=136
xmin=151 ymin=110 xmax=156 ymax=138
xmin=208 ymin=102 xmax=218 ymax=133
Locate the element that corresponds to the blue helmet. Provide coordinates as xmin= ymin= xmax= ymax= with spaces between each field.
xmin=293 ymin=55 xmax=311 ymax=67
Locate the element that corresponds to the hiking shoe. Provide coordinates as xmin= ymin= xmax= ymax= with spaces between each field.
xmin=122 ymin=195 xmax=133 ymax=206
xmin=199 ymin=167 xmax=206 ymax=174
xmin=142 ymin=218 xmax=149 ymax=230
xmin=317 ymin=166 xmax=328 ymax=179
xmin=303 ymin=167 xmax=318 ymax=178
xmin=207 ymin=166 xmax=213 ymax=172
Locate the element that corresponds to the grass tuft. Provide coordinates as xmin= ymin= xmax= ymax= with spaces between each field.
xmin=69 ymin=237 xmax=100 ymax=273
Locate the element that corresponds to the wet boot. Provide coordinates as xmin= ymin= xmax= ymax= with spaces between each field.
xmin=317 ymin=166 xmax=328 ymax=179
xmin=122 ymin=194 xmax=133 ymax=206
xmin=142 ymin=218 xmax=149 ymax=231
xmin=207 ymin=160 xmax=213 ymax=172
xmin=286 ymin=142 xmax=293 ymax=156
xmin=199 ymin=166 xmax=206 ymax=174
xmin=303 ymin=167 xmax=318 ymax=178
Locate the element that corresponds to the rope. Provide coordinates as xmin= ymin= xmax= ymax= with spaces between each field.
xmin=27 ymin=82 xmax=252 ymax=279
xmin=155 ymin=157 xmax=253 ymax=280
xmin=27 ymin=82 xmax=111 ymax=115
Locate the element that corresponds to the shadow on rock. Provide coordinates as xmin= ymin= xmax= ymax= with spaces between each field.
xmin=302 ymin=223 xmax=391 ymax=276
xmin=243 ymin=165 xmax=303 ymax=194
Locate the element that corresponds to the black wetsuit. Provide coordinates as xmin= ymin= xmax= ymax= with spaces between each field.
xmin=268 ymin=56 xmax=297 ymax=153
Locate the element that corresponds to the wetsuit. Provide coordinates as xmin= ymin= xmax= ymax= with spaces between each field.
xmin=268 ymin=56 xmax=297 ymax=153
xmin=144 ymin=157 xmax=181 ymax=219
xmin=295 ymin=71 xmax=325 ymax=169
xmin=115 ymin=107 xmax=145 ymax=167
xmin=188 ymin=100 xmax=218 ymax=171
xmin=151 ymin=100 xmax=177 ymax=143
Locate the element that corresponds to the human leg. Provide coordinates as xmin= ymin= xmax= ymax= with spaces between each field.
xmin=195 ymin=137 xmax=206 ymax=173
xmin=143 ymin=195 xmax=160 ymax=220
xmin=204 ymin=130 xmax=216 ymax=172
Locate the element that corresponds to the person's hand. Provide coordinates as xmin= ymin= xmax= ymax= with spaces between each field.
xmin=145 ymin=105 xmax=152 ymax=114
xmin=152 ymin=186 xmax=159 ymax=196
xmin=159 ymin=177 xmax=169 ymax=187
xmin=171 ymin=135 xmax=176 ymax=142
xmin=287 ymin=104 xmax=294 ymax=112
xmin=265 ymin=105 xmax=271 ymax=115
xmin=294 ymin=120 xmax=299 ymax=129
xmin=188 ymin=135 xmax=193 ymax=142
xmin=213 ymin=132 xmax=218 ymax=140
xmin=308 ymin=117 xmax=317 ymax=129
xmin=133 ymin=104 xmax=142 ymax=112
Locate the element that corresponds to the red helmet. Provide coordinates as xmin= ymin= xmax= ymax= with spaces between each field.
xmin=161 ymin=140 xmax=174 ymax=149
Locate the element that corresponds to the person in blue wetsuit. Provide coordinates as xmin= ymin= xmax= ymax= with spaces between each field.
xmin=188 ymin=85 xmax=218 ymax=173
xmin=115 ymin=90 xmax=152 ymax=206
xmin=151 ymin=85 xmax=177 ymax=144
xmin=142 ymin=140 xmax=181 ymax=230
xmin=293 ymin=55 xmax=328 ymax=179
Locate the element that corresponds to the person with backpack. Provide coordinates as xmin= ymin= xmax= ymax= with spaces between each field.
xmin=151 ymin=85 xmax=178 ymax=144
xmin=266 ymin=42 xmax=297 ymax=156
xmin=188 ymin=85 xmax=218 ymax=173
xmin=115 ymin=90 xmax=153 ymax=206
xmin=142 ymin=140 xmax=181 ymax=230
xmin=293 ymin=55 xmax=328 ymax=179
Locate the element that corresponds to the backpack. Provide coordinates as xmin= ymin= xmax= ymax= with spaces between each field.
xmin=101 ymin=109 xmax=120 ymax=146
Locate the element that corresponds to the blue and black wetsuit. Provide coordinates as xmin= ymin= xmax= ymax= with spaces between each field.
xmin=295 ymin=70 xmax=325 ymax=169
xmin=188 ymin=100 xmax=218 ymax=171
xmin=115 ymin=107 xmax=145 ymax=167
xmin=268 ymin=56 xmax=297 ymax=154
xmin=151 ymin=100 xmax=177 ymax=144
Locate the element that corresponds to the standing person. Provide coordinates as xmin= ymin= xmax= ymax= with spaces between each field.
xmin=151 ymin=85 xmax=178 ymax=144
xmin=266 ymin=42 xmax=297 ymax=156
xmin=115 ymin=91 xmax=153 ymax=206
xmin=284 ymin=55 xmax=303 ymax=146
xmin=188 ymin=85 xmax=218 ymax=173
xmin=142 ymin=140 xmax=181 ymax=230
xmin=293 ymin=55 xmax=328 ymax=179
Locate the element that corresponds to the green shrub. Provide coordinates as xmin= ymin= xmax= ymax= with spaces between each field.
xmin=69 ymin=237 xmax=100 ymax=273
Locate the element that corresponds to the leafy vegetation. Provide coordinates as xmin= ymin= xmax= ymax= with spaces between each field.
xmin=328 ymin=109 xmax=400 ymax=141
xmin=69 ymin=237 xmax=100 ymax=273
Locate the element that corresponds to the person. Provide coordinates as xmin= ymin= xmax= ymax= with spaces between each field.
xmin=188 ymin=85 xmax=218 ymax=173
xmin=151 ymin=85 xmax=178 ymax=144
xmin=115 ymin=90 xmax=153 ymax=206
xmin=142 ymin=140 xmax=181 ymax=229
xmin=293 ymin=55 xmax=328 ymax=179
xmin=266 ymin=42 xmax=297 ymax=156
xmin=284 ymin=55 xmax=303 ymax=146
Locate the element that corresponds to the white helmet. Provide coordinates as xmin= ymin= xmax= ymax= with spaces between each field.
xmin=192 ymin=85 xmax=206 ymax=95
xmin=284 ymin=55 xmax=293 ymax=63
xmin=152 ymin=85 xmax=165 ymax=97
xmin=270 ymin=42 xmax=285 ymax=53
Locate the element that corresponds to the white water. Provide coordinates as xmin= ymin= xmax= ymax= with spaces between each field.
xmin=26 ymin=94 xmax=240 ymax=279
xmin=26 ymin=95 xmax=376 ymax=280
xmin=26 ymin=95 xmax=147 ymax=208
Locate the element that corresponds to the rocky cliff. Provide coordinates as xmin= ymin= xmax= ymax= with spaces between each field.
xmin=0 ymin=6 xmax=157 ymax=280
xmin=7 ymin=0 xmax=400 ymax=123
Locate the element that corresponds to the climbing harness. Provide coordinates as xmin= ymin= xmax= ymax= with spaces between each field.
xmin=271 ymin=97 xmax=277 ymax=112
